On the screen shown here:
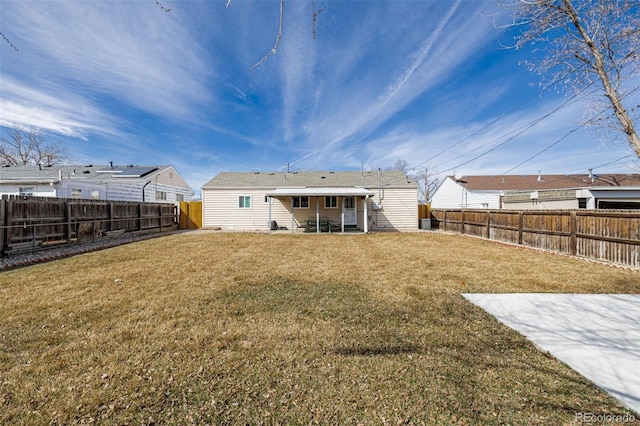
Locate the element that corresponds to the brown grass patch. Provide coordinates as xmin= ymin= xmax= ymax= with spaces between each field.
xmin=1 ymin=232 xmax=638 ymax=424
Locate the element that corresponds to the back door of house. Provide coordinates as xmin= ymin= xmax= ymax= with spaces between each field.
xmin=344 ymin=197 xmax=357 ymax=225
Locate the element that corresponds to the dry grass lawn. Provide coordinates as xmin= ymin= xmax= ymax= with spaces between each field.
xmin=1 ymin=231 xmax=639 ymax=425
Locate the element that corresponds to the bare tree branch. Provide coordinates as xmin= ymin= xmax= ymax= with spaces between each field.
xmin=1 ymin=31 xmax=19 ymax=51
xmin=0 ymin=126 xmax=69 ymax=166
xmin=502 ymin=0 xmax=640 ymax=157
xmin=250 ymin=0 xmax=284 ymax=71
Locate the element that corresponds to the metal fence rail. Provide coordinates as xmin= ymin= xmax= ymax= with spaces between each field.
xmin=1 ymin=195 xmax=177 ymax=257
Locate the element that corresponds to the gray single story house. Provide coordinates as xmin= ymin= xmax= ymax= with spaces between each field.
xmin=0 ymin=164 xmax=194 ymax=203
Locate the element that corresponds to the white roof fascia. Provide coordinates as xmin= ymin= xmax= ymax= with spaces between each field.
xmin=266 ymin=187 xmax=375 ymax=197
xmin=0 ymin=178 xmax=59 ymax=184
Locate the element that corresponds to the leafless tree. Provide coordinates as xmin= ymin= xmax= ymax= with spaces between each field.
xmin=386 ymin=159 xmax=440 ymax=203
xmin=0 ymin=126 xmax=69 ymax=166
xmin=501 ymin=0 xmax=640 ymax=157
xmin=414 ymin=168 xmax=441 ymax=204
xmin=387 ymin=159 xmax=410 ymax=173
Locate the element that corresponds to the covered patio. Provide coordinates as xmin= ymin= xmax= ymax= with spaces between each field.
xmin=266 ymin=187 xmax=375 ymax=234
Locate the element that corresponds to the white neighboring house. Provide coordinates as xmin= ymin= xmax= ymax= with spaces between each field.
xmin=201 ymin=171 xmax=419 ymax=232
xmin=0 ymin=164 xmax=194 ymax=203
xmin=431 ymin=173 xmax=640 ymax=210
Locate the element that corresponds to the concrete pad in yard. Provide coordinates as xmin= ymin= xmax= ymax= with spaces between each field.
xmin=463 ymin=293 xmax=640 ymax=415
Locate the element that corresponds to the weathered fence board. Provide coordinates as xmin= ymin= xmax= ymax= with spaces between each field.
xmin=432 ymin=209 xmax=640 ymax=268
xmin=179 ymin=201 xmax=202 ymax=229
xmin=1 ymin=195 xmax=178 ymax=257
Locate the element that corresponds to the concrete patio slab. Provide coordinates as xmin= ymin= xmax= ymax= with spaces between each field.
xmin=463 ymin=293 xmax=640 ymax=415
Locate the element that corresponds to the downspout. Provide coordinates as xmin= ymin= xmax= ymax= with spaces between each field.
xmin=142 ymin=181 xmax=151 ymax=202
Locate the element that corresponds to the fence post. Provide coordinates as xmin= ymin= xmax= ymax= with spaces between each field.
xmin=0 ymin=197 xmax=6 ymax=257
xmin=518 ymin=211 xmax=524 ymax=245
xmin=66 ymin=202 xmax=72 ymax=243
xmin=138 ymin=203 xmax=142 ymax=231
xmin=485 ymin=211 xmax=491 ymax=239
xmin=159 ymin=204 xmax=163 ymax=232
xmin=460 ymin=210 xmax=465 ymax=234
xmin=109 ymin=202 xmax=114 ymax=232
xmin=570 ymin=211 xmax=577 ymax=255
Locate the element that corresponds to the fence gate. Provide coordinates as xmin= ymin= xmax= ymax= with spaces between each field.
xmin=179 ymin=201 xmax=202 ymax=229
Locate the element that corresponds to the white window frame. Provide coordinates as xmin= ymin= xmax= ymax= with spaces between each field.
xmin=176 ymin=193 xmax=184 ymax=202
xmin=71 ymin=188 xmax=83 ymax=199
xmin=293 ymin=196 xmax=309 ymax=209
xmin=156 ymin=191 xmax=167 ymax=200
xmin=19 ymin=187 xmax=34 ymax=197
xmin=239 ymin=195 xmax=251 ymax=209
xmin=325 ymin=196 xmax=338 ymax=209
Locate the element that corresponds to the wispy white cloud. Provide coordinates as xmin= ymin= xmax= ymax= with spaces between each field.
xmin=295 ymin=3 xmax=497 ymax=153
xmin=0 ymin=77 xmax=120 ymax=138
xmin=356 ymin=95 xmax=639 ymax=179
xmin=1 ymin=1 xmax=213 ymax=133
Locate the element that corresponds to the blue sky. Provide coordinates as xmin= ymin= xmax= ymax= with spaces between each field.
xmin=1 ymin=0 xmax=639 ymax=197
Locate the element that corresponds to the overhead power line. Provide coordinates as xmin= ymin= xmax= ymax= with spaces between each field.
xmin=434 ymin=85 xmax=600 ymax=174
xmin=500 ymin=83 xmax=640 ymax=175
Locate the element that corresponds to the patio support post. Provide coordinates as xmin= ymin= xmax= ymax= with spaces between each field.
xmin=341 ymin=197 xmax=345 ymax=233
xmin=316 ymin=196 xmax=320 ymax=234
xmin=363 ymin=196 xmax=368 ymax=233
xmin=291 ymin=198 xmax=295 ymax=233
xmin=268 ymin=196 xmax=272 ymax=234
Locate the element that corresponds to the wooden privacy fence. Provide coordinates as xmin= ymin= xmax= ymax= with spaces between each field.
xmin=179 ymin=201 xmax=202 ymax=229
xmin=431 ymin=209 xmax=640 ymax=268
xmin=0 ymin=195 xmax=178 ymax=257
xmin=418 ymin=204 xmax=431 ymax=220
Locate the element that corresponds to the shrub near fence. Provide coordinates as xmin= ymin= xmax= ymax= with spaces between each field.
xmin=0 ymin=195 xmax=177 ymax=257
xmin=431 ymin=209 xmax=640 ymax=268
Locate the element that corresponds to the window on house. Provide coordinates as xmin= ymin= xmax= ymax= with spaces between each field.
xmin=578 ymin=198 xmax=587 ymax=209
xmin=71 ymin=188 xmax=82 ymax=199
xmin=325 ymin=196 xmax=338 ymax=208
xmin=156 ymin=191 xmax=167 ymax=200
xmin=19 ymin=187 xmax=34 ymax=197
xmin=239 ymin=195 xmax=251 ymax=208
xmin=91 ymin=191 xmax=100 ymax=200
xmin=176 ymin=194 xmax=184 ymax=202
xmin=293 ymin=196 xmax=309 ymax=208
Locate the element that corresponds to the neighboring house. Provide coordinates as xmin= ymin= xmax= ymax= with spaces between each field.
xmin=431 ymin=173 xmax=640 ymax=210
xmin=201 ymin=171 xmax=419 ymax=232
xmin=0 ymin=164 xmax=194 ymax=203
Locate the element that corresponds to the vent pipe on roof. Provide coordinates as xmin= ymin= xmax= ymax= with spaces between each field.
xmin=588 ymin=168 xmax=594 ymax=184
xmin=110 ymin=161 xmax=113 ymax=168
xmin=537 ymin=171 xmax=542 ymax=182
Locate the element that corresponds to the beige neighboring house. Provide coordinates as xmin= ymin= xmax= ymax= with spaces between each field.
xmin=201 ymin=171 xmax=419 ymax=232
xmin=0 ymin=164 xmax=194 ymax=203
xmin=431 ymin=173 xmax=640 ymax=210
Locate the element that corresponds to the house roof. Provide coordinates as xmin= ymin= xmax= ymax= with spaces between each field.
xmin=451 ymin=174 xmax=640 ymax=191
xmin=266 ymin=187 xmax=375 ymax=197
xmin=202 ymin=171 xmax=417 ymax=189
xmin=0 ymin=164 xmax=193 ymax=193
